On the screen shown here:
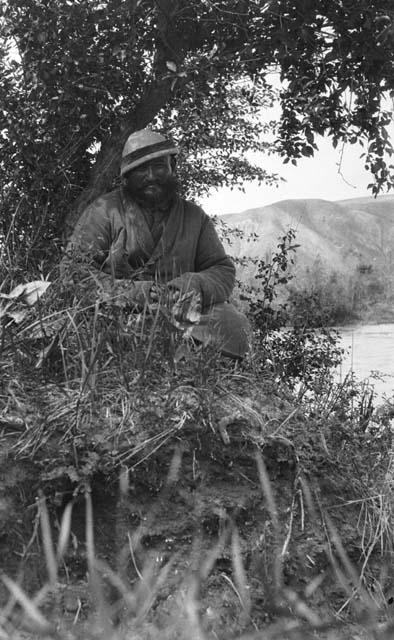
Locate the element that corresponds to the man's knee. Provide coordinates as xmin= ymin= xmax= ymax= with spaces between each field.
xmin=191 ymin=302 xmax=252 ymax=359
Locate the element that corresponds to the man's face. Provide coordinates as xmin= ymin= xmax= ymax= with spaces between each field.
xmin=123 ymin=155 xmax=178 ymax=208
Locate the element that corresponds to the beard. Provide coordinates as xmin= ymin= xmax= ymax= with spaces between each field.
xmin=123 ymin=173 xmax=179 ymax=210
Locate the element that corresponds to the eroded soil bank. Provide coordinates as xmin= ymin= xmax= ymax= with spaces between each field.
xmin=2 ymin=405 xmax=393 ymax=639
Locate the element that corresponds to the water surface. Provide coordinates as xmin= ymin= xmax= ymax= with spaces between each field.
xmin=337 ymin=323 xmax=394 ymax=400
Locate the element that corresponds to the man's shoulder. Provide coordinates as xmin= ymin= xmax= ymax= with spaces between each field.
xmin=181 ymin=197 xmax=208 ymax=220
xmin=74 ymin=189 xmax=123 ymax=231
xmin=89 ymin=188 xmax=122 ymax=210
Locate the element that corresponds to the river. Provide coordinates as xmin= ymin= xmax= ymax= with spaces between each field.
xmin=337 ymin=323 xmax=394 ymax=401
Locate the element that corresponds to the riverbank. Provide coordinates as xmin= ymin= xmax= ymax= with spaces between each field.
xmin=334 ymin=302 xmax=394 ymax=327
xmin=359 ymin=303 xmax=394 ymax=325
xmin=2 ymin=281 xmax=394 ymax=639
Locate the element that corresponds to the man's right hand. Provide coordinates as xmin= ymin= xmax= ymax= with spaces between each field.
xmin=149 ymin=283 xmax=180 ymax=306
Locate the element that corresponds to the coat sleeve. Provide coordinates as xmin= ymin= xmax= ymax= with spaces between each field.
xmin=60 ymin=201 xmax=153 ymax=307
xmin=168 ymin=214 xmax=235 ymax=307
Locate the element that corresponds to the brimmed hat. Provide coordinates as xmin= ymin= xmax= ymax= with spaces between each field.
xmin=120 ymin=129 xmax=179 ymax=176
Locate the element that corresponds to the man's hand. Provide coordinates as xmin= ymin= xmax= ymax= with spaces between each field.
xmin=171 ymin=289 xmax=202 ymax=323
xmin=149 ymin=283 xmax=180 ymax=306
xmin=149 ymin=284 xmax=201 ymax=323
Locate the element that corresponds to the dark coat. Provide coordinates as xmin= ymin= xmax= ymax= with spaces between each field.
xmin=65 ymin=188 xmax=235 ymax=309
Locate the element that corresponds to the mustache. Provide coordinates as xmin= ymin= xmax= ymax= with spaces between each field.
xmin=123 ymin=174 xmax=179 ymax=205
xmin=142 ymin=175 xmax=168 ymax=186
xmin=127 ymin=173 xmax=176 ymax=189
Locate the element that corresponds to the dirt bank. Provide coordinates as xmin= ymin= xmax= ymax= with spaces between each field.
xmin=2 ymin=385 xmax=393 ymax=639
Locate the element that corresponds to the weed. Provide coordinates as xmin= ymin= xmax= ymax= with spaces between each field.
xmin=1 ymin=237 xmax=394 ymax=639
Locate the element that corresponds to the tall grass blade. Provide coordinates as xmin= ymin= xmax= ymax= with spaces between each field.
xmin=38 ymin=493 xmax=58 ymax=585
xmin=56 ymin=500 xmax=73 ymax=561
xmin=85 ymin=488 xmax=113 ymax=634
xmin=255 ymin=449 xmax=282 ymax=593
xmin=1 ymin=575 xmax=52 ymax=633
xmin=231 ymin=528 xmax=251 ymax=618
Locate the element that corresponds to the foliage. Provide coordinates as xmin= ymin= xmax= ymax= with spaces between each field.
xmin=1 ymin=0 xmax=394 ymax=262
xmin=239 ymin=228 xmax=343 ymax=391
xmin=260 ymin=325 xmax=344 ymax=391
xmin=288 ymin=274 xmax=358 ymax=327
xmin=287 ymin=258 xmax=394 ymax=326
xmin=247 ymin=228 xmax=299 ymax=333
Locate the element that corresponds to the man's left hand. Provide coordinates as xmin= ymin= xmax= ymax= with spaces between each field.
xmin=171 ymin=289 xmax=202 ymax=323
xmin=149 ymin=284 xmax=201 ymax=323
xmin=149 ymin=283 xmax=180 ymax=306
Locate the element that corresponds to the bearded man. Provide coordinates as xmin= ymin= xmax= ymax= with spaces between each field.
xmin=64 ymin=129 xmax=251 ymax=358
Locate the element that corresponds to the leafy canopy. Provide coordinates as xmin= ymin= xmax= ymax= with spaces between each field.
xmin=1 ymin=0 xmax=394 ymax=262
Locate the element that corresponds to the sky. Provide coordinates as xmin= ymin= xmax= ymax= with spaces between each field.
xmin=200 ymin=79 xmax=394 ymax=217
xmin=200 ymin=132 xmax=394 ymax=216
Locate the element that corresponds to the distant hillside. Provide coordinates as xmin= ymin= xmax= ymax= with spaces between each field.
xmin=221 ymin=195 xmax=394 ymax=322
xmin=222 ymin=195 xmax=394 ymax=274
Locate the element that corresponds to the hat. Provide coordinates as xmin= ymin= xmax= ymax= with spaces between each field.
xmin=120 ymin=129 xmax=179 ymax=176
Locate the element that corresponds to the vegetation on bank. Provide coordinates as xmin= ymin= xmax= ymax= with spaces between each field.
xmin=1 ymin=234 xmax=394 ymax=640
xmin=236 ymin=251 xmax=394 ymax=329
xmin=287 ymin=263 xmax=394 ymax=327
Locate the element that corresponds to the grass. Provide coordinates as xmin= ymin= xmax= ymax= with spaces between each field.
xmin=2 ymin=466 xmax=394 ymax=639
xmin=1 ymin=272 xmax=394 ymax=639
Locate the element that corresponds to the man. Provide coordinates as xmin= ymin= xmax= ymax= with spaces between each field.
xmin=64 ymin=129 xmax=251 ymax=358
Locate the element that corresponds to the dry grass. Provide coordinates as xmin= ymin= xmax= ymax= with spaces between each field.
xmin=2 ymin=276 xmax=394 ymax=639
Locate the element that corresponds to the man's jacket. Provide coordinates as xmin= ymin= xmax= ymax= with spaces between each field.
xmin=65 ymin=188 xmax=235 ymax=309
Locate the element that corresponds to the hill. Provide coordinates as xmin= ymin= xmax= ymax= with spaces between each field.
xmin=221 ymin=195 xmax=394 ymax=322
xmin=222 ymin=194 xmax=394 ymax=271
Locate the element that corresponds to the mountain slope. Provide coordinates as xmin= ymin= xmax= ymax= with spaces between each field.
xmin=221 ymin=195 xmax=394 ymax=278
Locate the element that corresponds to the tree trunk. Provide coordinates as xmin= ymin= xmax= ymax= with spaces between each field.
xmin=64 ymin=0 xmax=187 ymax=240
xmin=64 ymin=79 xmax=177 ymax=240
